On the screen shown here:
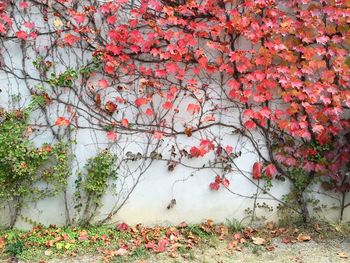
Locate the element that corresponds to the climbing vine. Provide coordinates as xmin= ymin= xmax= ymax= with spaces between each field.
xmin=0 ymin=108 xmax=70 ymax=228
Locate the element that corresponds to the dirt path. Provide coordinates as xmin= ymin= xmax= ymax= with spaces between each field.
xmin=46 ymin=238 xmax=350 ymax=263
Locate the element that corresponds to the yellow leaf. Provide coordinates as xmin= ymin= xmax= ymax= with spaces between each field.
xmin=53 ymin=18 xmax=63 ymax=29
xmin=64 ymin=243 xmax=71 ymax=250
xmin=56 ymin=242 xmax=63 ymax=250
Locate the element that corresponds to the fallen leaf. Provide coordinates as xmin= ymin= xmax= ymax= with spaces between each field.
xmin=266 ymin=222 xmax=276 ymax=230
xmin=115 ymin=248 xmax=128 ymax=256
xmin=338 ymin=252 xmax=348 ymax=258
xmin=297 ymin=233 xmax=311 ymax=242
xmin=281 ymin=237 xmax=291 ymax=244
xmin=64 ymin=243 xmax=71 ymax=250
xmin=0 ymin=237 xmax=5 ymax=249
xmin=252 ymin=237 xmax=266 ymax=245
xmin=239 ymin=238 xmax=246 ymax=244
xmin=227 ymin=240 xmax=238 ymax=249
xmin=233 ymin=233 xmax=241 ymax=240
xmin=266 ymin=245 xmax=275 ymax=251
xmin=78 ymin=230 xmax=89 ymax=242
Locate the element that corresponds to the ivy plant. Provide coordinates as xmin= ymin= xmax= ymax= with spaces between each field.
xmin=0 ymin=109 xmax=70 ymax=227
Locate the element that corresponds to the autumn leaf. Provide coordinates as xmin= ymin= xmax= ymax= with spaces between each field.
xmin=145 ymin=108 xmax=153 ymax=116
xmin=121 ymin=118 xmax=129 ymax=127
xmin=106 ymin=131 xmax=117 ymax=141
xmin=187 ymin=103 xmax=200 ymax=114
xmin=221 ymin=178 xmax=230 ymax=188
xmin=105 ymin=101 xmax=117 ymax=115
xmin=184 ymin=127 xmax=192 ymax=137
xmin=117 ymin=223 xmax=128 ymax=231
xmin=252 ymin=162 xmax=263 ymax=180
xmin=55 ymin=117 xmax=70 ymax=127
xmin=297 ymin=234 xmax=311 ymax=242
xmin=135 ymin=97 xmax=148 ymax=107
xmin=265 ymin=164 xmax=278 ymax=179
xmin=16 ymin=31 xmax=27 ymax=40
xmin=154 ymin=131 xmax=163 ymax=140
xmin=252 ymin=237 xmax=266 ymax=246
xmin=115 ymin=248 xmax=128 ymax=256
xmin=63 ymin=34 xmax=80 ymax=45
xmin=0 ymin=237 xmax=5 ymax=249
xmin=95 ymin=94 xmax=101 ymax=108
xmin=53 ymin=18 xmax=63 ymax=29
xmin=78 ymin=230 xmax=89 ymax=242
xmin=98 ymin=79 xmax=109 ymax=88
xmin=209 ymin=182 xmax=220 ymax=191
xmin=338 ymin=252 xmax=348 ymax=259
xmin=162 ymin=101 xmax=173 ymax=110
xmin=19 ymin=2 xmax=29 ymax=8
xmin=244 ymin=120 xmax=256 ymax=129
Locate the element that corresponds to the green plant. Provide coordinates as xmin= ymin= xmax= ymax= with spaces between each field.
xmin=131 ymin=246 xmax=150 ymax=260
xmin=48 ymin=68 xmax=78 ymax=87
xmin=0 ymin=109 xmax=70 ymax=227
xmin=5 ymin=239 xmax=24 ymax=258
xmin=77 ymin=150 xmax=117 ymax=224
xmin=225 ymin=218 xmax=244 ymax=233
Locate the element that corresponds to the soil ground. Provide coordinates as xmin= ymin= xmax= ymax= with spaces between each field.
xmin=45 ymin=238 xmax=350 ymax=263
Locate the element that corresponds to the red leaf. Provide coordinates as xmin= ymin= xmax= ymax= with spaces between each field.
xmin=244 ymin=120 xmax=256 ymax=129
xmin=222 ymin=178 xmax=230 ymax=188
xmin=154 ymin=131 xmax=163 ymax=140
xmin=155 ymin=238 xmax=169 ymax=253
xmin=189 ymin=146 xmax=205 ymax=158
xmin=200 ymin=139 xmax=215 ymax=151
xmin=117 ymin=223 xmax=128 ymax=231
xmin=215 ymin=175 xmax=222 ymax=184
xmin=227 ymin=79 xmax=240 ymax=89
xmin=106 ymin=131 xmax=117 ymax=141
xmin=225 ymin=145 xmax=233 ymax=154
xmin=63 ymin=34 xmax=80 ymax=45
xmin=55 ymin=117 xmax=70 ymax=127
xmin=98 ymin=79 xmax=109 ymax=88
xmin=252 ymin=162 xmax=263 ymax=180
xmin=16 ymin=31 xmax=27 ymax=40
xmin=145 ymin=108 xmax=153 ymax=116
xmin=23 ymin=22 xmax=35 ymax=29
xmin=107 ymin=16 xmax=117 ymax=25
xmin=135 ymin=98 xmax=147 ymax=107
xmin=162 ymin=101 xmax=173 ymax=110
xmin=121 ymin=118 xmax=129 ymax=127
xmin=19 ymin=2 xmax=29 ymax=8
xmin=187 ymin=103 xmax=200 ymax=114
xmin=210 ymin=182 xmax=220 ymax=191
xmin=145 ymin=242 xmax=155 ymax=250
xmin=265 ymin=163 xmax=277 ymax=179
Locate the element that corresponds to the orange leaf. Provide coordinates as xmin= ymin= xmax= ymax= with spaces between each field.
xmin=121 ymin=118 xmax=129 ymax=127
xmin=297 ymin=233 xmax=311 ymax=242
xmin=105 ymin=101 xmax=117 ymax=115
xmin=55 ymin=117 xmax=70 ymax=127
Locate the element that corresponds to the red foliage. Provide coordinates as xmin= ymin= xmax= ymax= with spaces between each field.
xmin=252 ymin=162 xmax=263 ymax=180
xmin=2 ymin=0 xmax=350 ymax=204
